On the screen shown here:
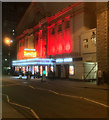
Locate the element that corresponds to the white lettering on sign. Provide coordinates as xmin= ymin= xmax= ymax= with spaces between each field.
xmin=56 ymin=58 xmax=73 ymax=63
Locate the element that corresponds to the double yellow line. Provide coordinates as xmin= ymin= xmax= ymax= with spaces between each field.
xmin=3 ymin=94 xmax=40 ymax=119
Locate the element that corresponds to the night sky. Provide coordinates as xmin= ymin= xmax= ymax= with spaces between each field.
xmin=2 ymin=2 xmax=30 ymax=67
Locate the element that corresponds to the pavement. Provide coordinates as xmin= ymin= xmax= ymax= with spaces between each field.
xmin=17 ymin=76 xmax=109 ymax=90
xmin=3 ymin=75 xmax=109 ymax=92
xmin=2 ymin=101 xmax=25 ymax=118
xmin=4 ymin=75 xmax=109 ymax=91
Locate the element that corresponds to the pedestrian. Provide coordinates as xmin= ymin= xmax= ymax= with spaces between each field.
xmin=102 ymin=71 xmax=105 ymax=84
xmin=38 ymin=71 xmax=40 ymax=78
xmin=19 ymin=70 xmax=22 ymax=79
xmin=97 ymin=70 xmax=103 ymax=85
xmin=53 ymin=71 xmax=55 ymax=80
xmin=34 ymin=72 xmax=37 ymax=79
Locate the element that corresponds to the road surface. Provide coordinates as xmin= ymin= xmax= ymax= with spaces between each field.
xmin=2 ymin=76 xmax=109 ymax=119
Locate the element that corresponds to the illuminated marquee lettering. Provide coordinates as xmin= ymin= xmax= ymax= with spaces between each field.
xmin=24 ymin=51 xmax=37 ymax=58
xmin=24 ymin=48 xmax=36 ymax=51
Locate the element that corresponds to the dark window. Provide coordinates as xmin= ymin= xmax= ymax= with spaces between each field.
xmin=20 ymin=42 xmax=21 ymax=47
xmin=42 ymin=29 xmax=46 ymax=34
xmin=65 ymin=21 xmax=70 ymax=29
xmin=26 ymin=40 xmax=28 ymax=48
xmin=51 ymin=28 xmax=55 ymax=34
xmin=58 ymin=24 xmax=62 ymax=32
xmin=23 ymin=40 xmax=24 ymax=46
xmin=36 ymin=35 xmax=38 ymax=40
xmin=34 ymin=33 xmax=38 ymax=43
xmin=35 ymin=34 xmax=38 ymax=45
xmin=73 ymin=57 xmax=82 ymax=61
xmin=17 ymin=44 xmax=19 ymax=51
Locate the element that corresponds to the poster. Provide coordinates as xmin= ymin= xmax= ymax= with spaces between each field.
xmin=69 ymin=66 xmax=74 ymax=75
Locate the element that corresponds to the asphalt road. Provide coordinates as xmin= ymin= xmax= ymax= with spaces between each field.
xmin=2 ymin=76 xmax=109 ymax=119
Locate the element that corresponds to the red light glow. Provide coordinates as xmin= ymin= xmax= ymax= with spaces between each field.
xmin=17 ymin=2 xmax=81 ymax=59
xmin=47 ymin=24 xmax=56 ymax=55
xmin=47 ymin=20 xmax=72 ymax=55
xmin=64 ymin=28 xmax=72 ymax=53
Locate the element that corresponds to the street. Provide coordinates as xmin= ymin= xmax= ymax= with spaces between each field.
xmin=2 ymin=76 xmax=109 ymax=119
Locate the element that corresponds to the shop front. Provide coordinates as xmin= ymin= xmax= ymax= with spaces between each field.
xmin=55 ymin=58 xmax=74 ymax=79
xmin=12 ymin=58 xmax=55 ymax=78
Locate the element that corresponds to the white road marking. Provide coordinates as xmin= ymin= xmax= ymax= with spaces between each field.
xmin=28 ymin=85 xmax=109 ymax=108
xmin=3 ymin=94 xmax=40 ymax=119
xmin=83 ymin=97 xmax=108 ymax=108
xmin=29 ymin=85 xmax=35 ymax=89
xmin=2 ymin=83 xmax=109 ymax=112
xmin=23 ymin=82 xmax=28 ymax=84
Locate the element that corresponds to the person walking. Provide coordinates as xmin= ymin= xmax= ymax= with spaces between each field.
xmin=102 ymin=71 xmax=105 ymax=84
xmin=97 ymin=70 xmax=103 ymax=85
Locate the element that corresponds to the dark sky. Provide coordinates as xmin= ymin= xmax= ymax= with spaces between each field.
xmin=2 ymin=2 xmax=30 ymax=63
xmin=2 ymin=2 xmax=30 ymax=37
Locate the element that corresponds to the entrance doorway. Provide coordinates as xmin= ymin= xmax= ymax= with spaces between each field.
xmin=64 ymin=64 xmax=69 ymax=78
xmin=56 ymin=65 xmax=61 ymax=78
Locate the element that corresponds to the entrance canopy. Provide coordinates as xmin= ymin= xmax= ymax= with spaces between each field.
xmin=12 ymin=58 xmax=55 ymax=66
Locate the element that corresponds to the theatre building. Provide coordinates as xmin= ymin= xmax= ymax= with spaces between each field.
xmin=12 ymin=2 xmax=97 ymax=80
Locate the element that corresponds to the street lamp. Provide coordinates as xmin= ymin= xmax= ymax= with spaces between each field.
xmin=4 ymin=37 xmax=12 ymax=46
xmin=4 ymin=37 xmax=13 ymax=68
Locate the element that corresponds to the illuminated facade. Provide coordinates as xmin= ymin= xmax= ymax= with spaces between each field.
xmin=14 ymin=2 xmax=97 ymax=80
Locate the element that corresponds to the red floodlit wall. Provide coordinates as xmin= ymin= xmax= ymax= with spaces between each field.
xmin=17 ymin=3 xmax=82 ymax=59
xmin=38 ymin=30 xmax=42 ymax=57
xmin=47 ymin=18 xmax=72 ymax=56
xmin=47 ymin=24 xmax=56 ymax=55
xmin=34 ymin=30 xmax=46 ymax=58
xmin=18 ymin=39 xmax=24 ymax=60
xmin=34 ymin=32 xmax=38 ymax=56
xmin=63 ymin=28 xmax=72 ymax=53
xmin=63 ymin=17 xmax=72 ymax=53
xmin=56 ymin=20 xmax=64 ymax=54
xmin=42 ymin=31 xmax=46 ymax=58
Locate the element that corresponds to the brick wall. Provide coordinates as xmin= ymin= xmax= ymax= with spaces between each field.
xmin=96 ymin=2 xmax=109 ymax=82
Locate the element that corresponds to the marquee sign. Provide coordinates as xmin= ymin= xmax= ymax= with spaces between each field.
xmin=24 ymin=48 xmax=37 ymax=58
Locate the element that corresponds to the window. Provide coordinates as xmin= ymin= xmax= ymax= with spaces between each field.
xmin=35 ymin=33 xmax=38 ymax=45
xmin=51 ymin=28 xmax=55 ymax=34
xmin=91 ymin=32 xmax=96 ymax=45
xmin=58 ymin=24 xmax=62 ymax=32
xmin=83 ymin=39 xmax=88 ymax=48
xmin=17 ymin=44 xmax=19 ymax=51
xmin=20 ymin=42 xmax=21 ymax=47
xmin=23 ymin=40 xmax=24 ymax=46
xmin=65 ymin=21 xmax=70 ymax=29
xmin=36 ymin=35 xmax=38 ymax=41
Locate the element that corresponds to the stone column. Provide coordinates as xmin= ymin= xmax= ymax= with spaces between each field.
xmin=96 ymin=2 xmax=109 ymax=83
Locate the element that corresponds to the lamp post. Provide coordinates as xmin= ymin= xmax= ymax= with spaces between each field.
xmin=4 ymin=37 xmax=13 ymax=67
